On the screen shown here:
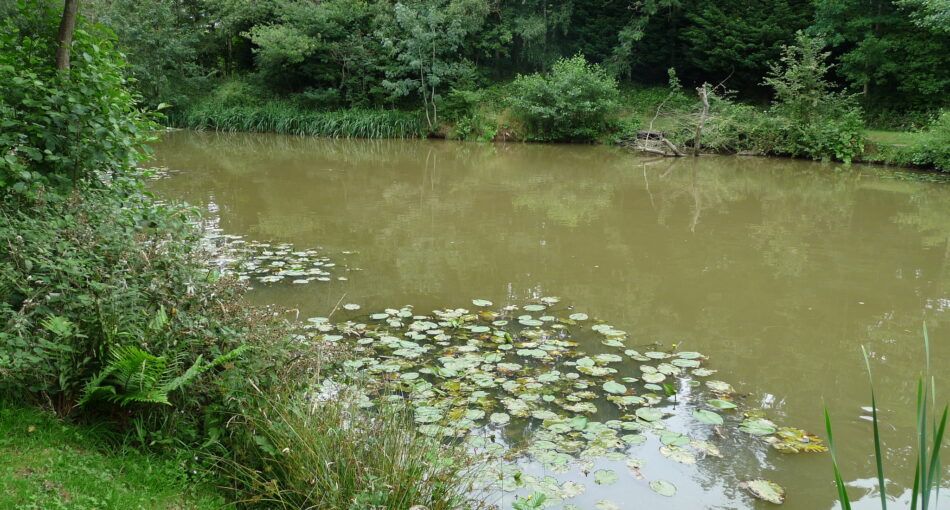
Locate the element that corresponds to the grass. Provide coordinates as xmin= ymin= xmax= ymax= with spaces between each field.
xmin=866 ymin=130 xmax=923 ymax=146
xmin=825 ymin=324 xmax=948 ymax=509
xmin=0 ymin=402 xmax=224 ymax=510
xmin=174 ymin=102 xmax=427 ymax=139
xmin=224 ymin=381 xmax=482 ymax=509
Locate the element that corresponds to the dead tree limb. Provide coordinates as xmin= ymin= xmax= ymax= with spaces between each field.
xmin=693 ymin=83 xmax=709 ymax=157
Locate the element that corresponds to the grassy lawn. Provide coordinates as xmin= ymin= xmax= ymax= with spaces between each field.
xmin=866 ymin=129 xmax=921 ymax=146
xmin=0 ymin=403 xmax=224 ymax=510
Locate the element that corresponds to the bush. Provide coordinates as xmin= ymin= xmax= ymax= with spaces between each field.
xmin=909 ymin=110 xmax=950 ymax=171
xmin=0 ymin=5 xmax=155 ymax=197
xmin=508 ymin=55 xmax=620 ymax=141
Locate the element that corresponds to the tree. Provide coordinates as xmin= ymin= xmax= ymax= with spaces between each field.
xmin=379 ymin=0 xmax=490 ymax=128
xmin=55 ymin=0 xmax=79 ymax=70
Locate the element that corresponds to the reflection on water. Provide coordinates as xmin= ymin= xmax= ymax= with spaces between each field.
xmin=150 ymin=131 xmax=950 ymax=510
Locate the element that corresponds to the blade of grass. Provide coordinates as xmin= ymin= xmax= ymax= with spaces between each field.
xmin=825 ymin=406 xmax=853 ymax=510
xmin=862 ymin=346 xmax=887 ymax=509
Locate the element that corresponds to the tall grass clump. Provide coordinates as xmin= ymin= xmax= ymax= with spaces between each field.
xmin=224 ymin=381 xmax=481 ymax=509
xmin=179 ymin=101 xmax=427 ymax=139
xmin=825 ymin=324 xmax=948 ymax=509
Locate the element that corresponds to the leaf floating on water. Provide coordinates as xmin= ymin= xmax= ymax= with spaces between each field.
xmin=705 ymin=380 xmax=735 ymax=393
xmin=659 ymin=446 xmax=697 ymax=464
xmin=676 ymin=351 xmax=704 ymax=359
xmin=739 ymin=418 xmax=778 ymax=436
xmin=602 ymin=381 xmax=627 ymax=394
xmin=707 ymin=399 xmax=738 ymax=410
xmin=472 ymin=299 xmax=493 ymax=307
xmin=569 ymin=313 xmax=589 ymax=321
xmin=660 ymin=431 xmax=690 ymax=447
xmin=636 ymin=407 xmax=664 ymax=422
xmin=765 ymin=427 xmax=828 ymax=453
xmin=342 ymin=303 xmax=361 ymax=311
xmin=594 ymin=500 xmax=620 ymax=510
xmin=650 ymin=480 xmax=677 ymax=497
xmin=490 ymin=412 xmax=510 ymax=425
xmin=690 ymin=439 xmax=723 ymax=458
xmin=523 ymin=304 xmax=546 ymax=312
xmin=593 ymin=469 xmax=618 ymax=486
xmin=739 ymin=479 xmax=786 ymax=504
xmin=693 ymin=409 xmax=724 ymax=425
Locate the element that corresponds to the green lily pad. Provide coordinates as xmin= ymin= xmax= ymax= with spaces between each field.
xmin=569 ymin=313 xmax=588 ymax=321
xmin=660 ymin=431 xmax=690 ymax=446
xmin=707 ymin=399 xmax=738 ymax=410
xmin=650 ymin=480 xmax=677 ymax=497
xmin=594 ymin=500 xmax=619 ymax=510
xmin=593 ymin=469 xmax=618 ymax=486
xmin=739 ymin=418 xmax=778 ymax=436
xmin=523 ymin=305 xmax=546 ymax=312
xmin=490 ymin=412 xmax=510 ymax=425
xmin=602 ymin=381 xmax=627 ymax=394
xmin=635 ymin=407 xmax=663 ymax=422
xmin=693 ymin=409 xmax=724 ymax=425
xmin=705 ymin=380 xmax=735 ymax=393
xmin=472 ymin=299 xmax=493 ymax=307
xmin=342 ymin=303 xmax=361 ymax=311
xmin=739 ymin=479 xmax=786 ymax=504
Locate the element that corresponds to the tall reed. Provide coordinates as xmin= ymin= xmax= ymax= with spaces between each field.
xmin=174 ymin=102 xmax=427 ymax=139
xmin=825 ymin=324 xmax=948 ymax=509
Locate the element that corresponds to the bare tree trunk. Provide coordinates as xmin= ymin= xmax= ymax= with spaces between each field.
xmin=55 ymin=0 xmax=80 ymax=71
xmin=693 ymin=83 xmax=709 ymax=157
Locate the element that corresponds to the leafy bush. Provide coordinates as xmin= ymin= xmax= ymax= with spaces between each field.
xmin=0 ymin=189 xmax=299 ymax=447
xmin=908 ymin=110 xmax=950 ymax=171
xmin=0 ymin=5 xmax=155 ymax=197
xmin=508 ymin=55 xmax=620 ymax=141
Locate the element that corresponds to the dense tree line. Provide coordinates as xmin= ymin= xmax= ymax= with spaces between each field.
xmin=78 ymin=0 xmax=950 ymax=121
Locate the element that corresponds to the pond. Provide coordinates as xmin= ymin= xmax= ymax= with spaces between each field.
xmin=150 ymin=130 xmax=950 ymax=510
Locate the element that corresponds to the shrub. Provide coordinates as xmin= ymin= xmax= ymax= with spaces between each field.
xmin=908 ymin=110 xmax=950 ymax=171
xmin=508 ymin=55 xmax=620 ymax=141
xmin=0 ymin=4 xmax=155 ymax=197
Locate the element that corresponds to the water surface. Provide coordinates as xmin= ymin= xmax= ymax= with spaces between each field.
xmin=151 ymin=131 xmax=950 ymax=509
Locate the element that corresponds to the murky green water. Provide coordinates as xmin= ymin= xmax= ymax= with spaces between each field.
xmin=151 ymin=130 xmax=950 ymax=510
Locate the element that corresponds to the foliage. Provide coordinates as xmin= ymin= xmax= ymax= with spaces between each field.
xmin=508 ymin=55 xmax=620 ymax=141
xmin=224 ymin=381 xmax=480 ymax=509
xmin=0 ymin=402 xmax=224 ymax=509
xmin=907 ymin=110 xmax=950 ymax=170
xmin=825 ymin=325 xmax=948 ymax=509
xmin=181 ymin=101 xmax=426 ymax=138
xmin=0 ymin=4 xmax=156 ymax=197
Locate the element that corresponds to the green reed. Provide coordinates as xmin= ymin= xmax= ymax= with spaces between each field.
xmin=825 ymin=324 xmax=948 ymax=509
xmin=175 ymin=102 xmax=427 ymax=139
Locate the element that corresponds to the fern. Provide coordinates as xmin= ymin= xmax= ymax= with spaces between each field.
xmin=79 ymin=344 xmax=252 ymax=407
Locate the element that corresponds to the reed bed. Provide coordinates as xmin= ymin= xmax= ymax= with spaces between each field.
xmin=174 ymin=102 xmax=427 ymax=139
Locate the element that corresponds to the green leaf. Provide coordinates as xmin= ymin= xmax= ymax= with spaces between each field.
xmin=693 ymin=409 xmax=724 ymax=425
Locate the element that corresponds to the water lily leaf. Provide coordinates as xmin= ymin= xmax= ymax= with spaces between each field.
xmin=569 ymin=313 xmax=588 ymax=321
xmin=519 ymin=319 xmax=543 ymax=327
xmin=560 ymin=481 xmax=585 ymax=498
xmin=621 ymin=433 xmax=647 ymax=445
xmin=677 ymin=351 xmax=703 ymax=359
xmin=660 ymin=431 xmax=690 ymax=447
xmin=705 ymin=380 xmax=735 ymax=393
xmin=523 ymin=305 xmax=546 ymax=312
xmin=642 ymin=373 xmax=666 ymax=384
xmin=636 ymin=407 xmax=663 ymax=422
xmin=765 ymin=427 xmax=828 ymax=453
xmin=739 ymin=479 xmax=786 ymax=504
xmin=342 ymin=303 xmax=361 ymax=311
xmin=692 ymin=368 xmax=717 ymax=377
xmin=593 ymin=469 xmax=618 ymax=486
xmin=595 ymin=500 xmax=619 ymax=510
xmin=602 ymin=381 xmax=627 ymax=394
xmin=601 ymin=339 xmax=624 ymax=347
xmin=472 ymin=299 xmax=493 ymax=307
xmin=490 ymin=412 xmax=510 ymax=425
xmin=660 ymin=446 xmax=696 ymax=464
xmin=370 ymin=313 xmax=389 ymax=320
xmin=693 ymin=409 xmax=724 ymax=425
xmin=739 ymin=418 xmax=778 ymax=436
xmin=645 ymin=351 xmax=670 ymax=359
xmin=707 ymin=399 xmax=738 ymax=410
xmin=414 ymin=406 xmax=443 ymax=424
xmin=650 ymin=480 xmax=676 ymax=497
xmin=690 ymin=439 xmax=723 ymax=458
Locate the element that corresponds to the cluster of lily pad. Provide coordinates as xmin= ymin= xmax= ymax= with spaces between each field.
xmin=200 ymin=231 xmax=353 ymax=285
xmin=303 ymin=298 xmax=827 ymax=508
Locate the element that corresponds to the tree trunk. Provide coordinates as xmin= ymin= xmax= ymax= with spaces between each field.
xmin=55 ymin=0 xmax=80 ymax=71
xmin=693 ymin=84 xmax=709 ymax=157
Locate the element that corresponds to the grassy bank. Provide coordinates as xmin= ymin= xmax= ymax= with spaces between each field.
xmin=0 ymin=403 xmax=222 ymax=510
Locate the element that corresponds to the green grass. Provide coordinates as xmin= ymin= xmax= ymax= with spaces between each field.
xmin=0 ymin=403 xmax=224 ymax=510
xmin=174 ymin=102 xmax=427 ymax=139
xmin=867 ymin=130 xmax=922 ymax=146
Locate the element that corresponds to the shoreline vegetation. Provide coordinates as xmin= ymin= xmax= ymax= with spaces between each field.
xmin=2 ymin=0 xmax=949 ymax=509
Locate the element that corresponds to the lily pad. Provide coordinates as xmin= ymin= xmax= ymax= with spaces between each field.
xmin=650 ymin=480 xmax=677 ymax=497
xmin=739 ymin=418 xmax=778 ymax=436
xmin=472 ymin=299 xmax=493 ymax=307
xmin=705 ymin=380 xmax=735 ymax=393
xmin=490 ymin=412 xmax=511 ymax=425
xmin=635 ymin=407 xmax=663 ymax=422
xmin=569 ymin=313 xmax=589 ymax=321
xmin=707 ymin=399 xmax=738 ymax=410
xmin=693 ymin=409 xmax=724 ymax=425
xmin=602 ymin=381 xmax=627 ymax=394
xmin=593 ymin=469 xmax=618 ymax=486
xmin=342 ymin=303 xmax=361 ymax=311
xmin=739 ymin=479 xmax=786 ymax=504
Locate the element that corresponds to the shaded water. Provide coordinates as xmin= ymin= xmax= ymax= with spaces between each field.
xmin=151 ymin=131 xmax=950 ymax=509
